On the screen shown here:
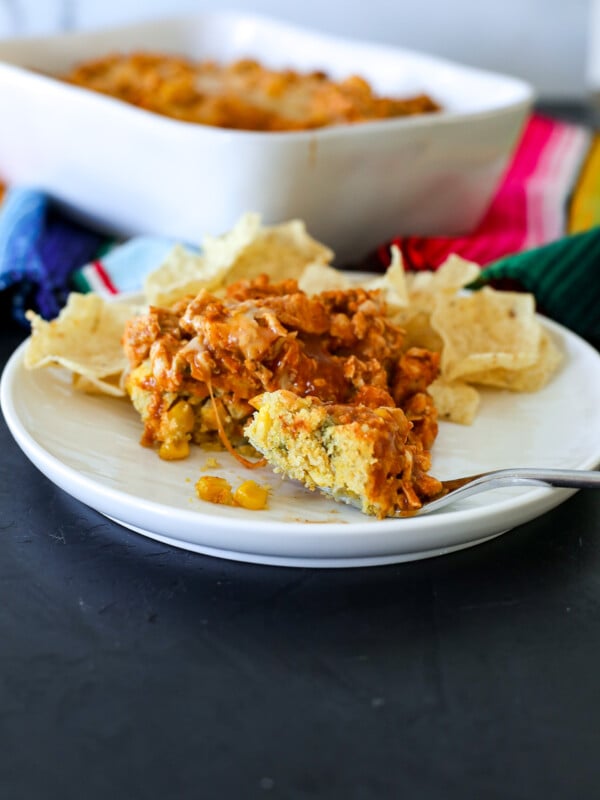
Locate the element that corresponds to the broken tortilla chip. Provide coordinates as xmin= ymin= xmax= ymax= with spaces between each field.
xmin=430 ymin=287 xmax=542 ymax=382
xmin=428 ymin=378 xmax=481 ymax=425
xmin=463 ymin=328 xmax=563 ymax=392
xmin=24 ymin=293 xmax=142 ymax=396
xmin=144 ymin=212 xmax=334 ymax=306
xmin=298 ymin=261 xmax=350 ymax=294
xmin=406 ymin=254 xmax=481 ymax=312
xmin=361 ymin=245 xmax=409 ymax=313
xmin=142 ymin=244 xmax=216 ymax=308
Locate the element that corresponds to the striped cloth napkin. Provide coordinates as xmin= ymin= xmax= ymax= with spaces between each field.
xmin=369 ymin=113 xmax=598 ymax=269
xmin=0 ymin=113 xmax=599 ymax=345
xmin=365 ymin=113 xmax=600 ymax=344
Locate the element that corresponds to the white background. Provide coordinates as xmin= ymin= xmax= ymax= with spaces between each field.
xmin=0 ymin=0 xmax=594 ymax=99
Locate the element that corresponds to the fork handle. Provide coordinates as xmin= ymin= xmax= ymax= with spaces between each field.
xmin=420 ymin=467 xmax=600 ymax=514
xmin=484 ymin=468 xmax=600 ymax=490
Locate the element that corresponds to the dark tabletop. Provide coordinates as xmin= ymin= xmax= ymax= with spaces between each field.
xmin=1 ymin=105 xmax=600 ymax=800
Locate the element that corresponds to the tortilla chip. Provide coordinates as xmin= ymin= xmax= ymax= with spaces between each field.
xmin=428 ymin=378 xmax=481 ymax=425
xmin=72 ymin=372 xmax=128 ymax=398
xmin=143 ymin=244 xmax=214 ymax=307
xmin=464 ymin=328 xmax=563 ymax=391
xmin=426 ymin=253 xmax=481 ymax=289
xmin=407 ymin=254 xmax=481 ymax=312
xmin=144 ymin=212 xmax=334 ymax=306
xmin=393 ymin=308 xmax=443 ymax=353
xmin=203 ymin=213 xmax=333 ymax=281
xmin=362 ymin=245 xmax=409 ymax=312
xmin=298 ymin=262 xmax=350 ymax=294
xmin=430 ymin=287 xmax=542 ymax=382
xmin=24 ymin=293 xmax=141 ymax=396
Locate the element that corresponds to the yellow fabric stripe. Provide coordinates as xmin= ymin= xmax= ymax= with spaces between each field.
xmin=569 ymin=133 xmax=600 ymax=233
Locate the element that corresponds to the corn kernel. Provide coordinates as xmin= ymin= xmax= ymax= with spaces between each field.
xmin=166 ymin=401 xmax=195 ymax=434
xmin=159 ymin=438 xmax=190 ymax=460
xmin=196 ymin=476 xmax=234 ymax=506
xmin=233 ymin=480 xmax=269 ymax=511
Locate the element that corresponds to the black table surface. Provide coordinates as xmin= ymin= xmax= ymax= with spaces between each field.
xmin=1 ymin=104 xmax=599 ymax=800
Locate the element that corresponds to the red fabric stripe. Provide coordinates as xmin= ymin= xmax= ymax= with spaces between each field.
xmin=91 ymin=259 xmax=118 ymax=295
xmin=370 ymin=113 xmax=579 ymax=272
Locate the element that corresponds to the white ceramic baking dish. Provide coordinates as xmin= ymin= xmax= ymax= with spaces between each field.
xmin=0 ymin=12 xmax=533 ymax=263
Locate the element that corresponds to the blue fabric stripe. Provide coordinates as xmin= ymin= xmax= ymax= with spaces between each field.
xmin=0 ymin=188 xmax=47 ymax=289
xmin=0 ymin=187 xmax=107 ymax=323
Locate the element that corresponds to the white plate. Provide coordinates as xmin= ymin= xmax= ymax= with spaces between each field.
xmin=2 ymin=316 xmax=599 ymax=568
xmin=0 ymin=12 xmax=532 ymax=262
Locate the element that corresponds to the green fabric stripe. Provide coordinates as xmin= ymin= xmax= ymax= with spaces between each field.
xmin=71 ymin=271 xmax=92 ymax=293
xmin=96 ymin=239 xmax=118 ymax=258
xmin=563 ymin=269 xmax=600 ymax=322
xmin=474 ymin=226 xmax=600 ymax=344
xmin=534 ymin=234 xmax=600 ymax=300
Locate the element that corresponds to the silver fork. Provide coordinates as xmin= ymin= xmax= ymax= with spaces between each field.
xmin=415 ymin=468 xmax=600 ymax=515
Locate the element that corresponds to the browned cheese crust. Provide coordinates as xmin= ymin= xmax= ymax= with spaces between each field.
xmin=61 ymin=53 xmax=441 ymax=131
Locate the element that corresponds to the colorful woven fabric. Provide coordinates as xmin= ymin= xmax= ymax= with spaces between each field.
xmin=369 ymin=114 xmax=595 ymax=271
xmin=71 ymin=236 xmax=178 ymax=296
xmin=0 ymin=188 xmax=107 ymax=324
